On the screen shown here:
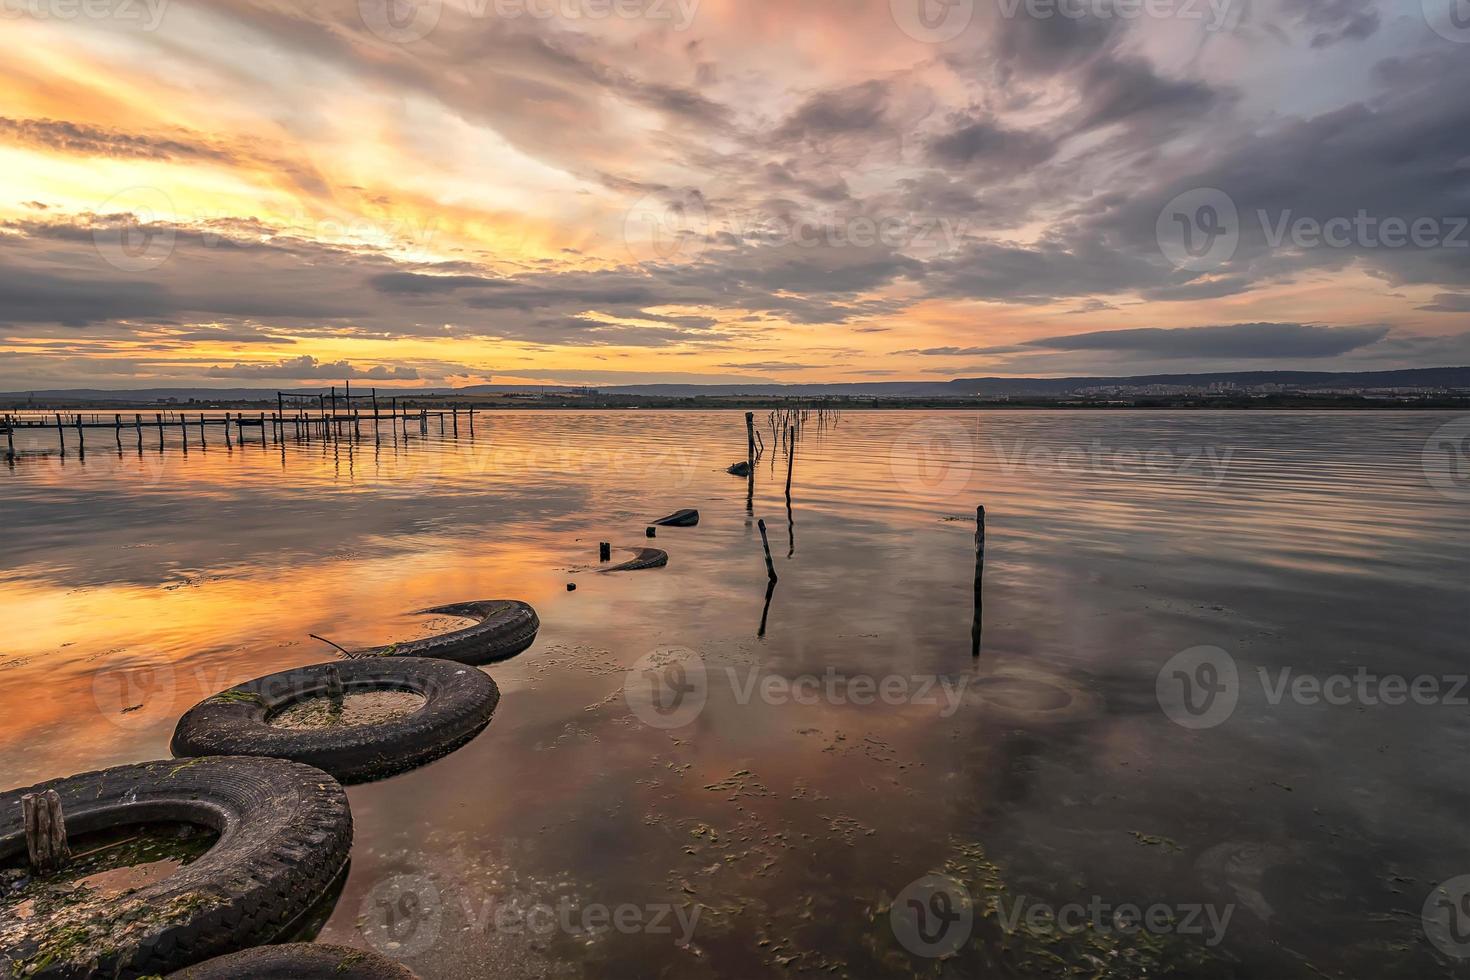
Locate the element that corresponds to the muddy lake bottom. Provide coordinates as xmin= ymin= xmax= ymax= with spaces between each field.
xmin=2 ymin=410 xmax=1467 ymax=978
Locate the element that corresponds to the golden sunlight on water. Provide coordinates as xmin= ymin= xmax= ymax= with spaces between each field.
xmin=2 ymin=410 xmax=1468 ymax=978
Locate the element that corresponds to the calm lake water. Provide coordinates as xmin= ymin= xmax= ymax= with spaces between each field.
xmin=2 ymin=410 xmax=1468 ymax=978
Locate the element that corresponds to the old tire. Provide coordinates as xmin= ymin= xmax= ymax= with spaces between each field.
xmin=168 ymin=943 xmax=414 ymax=979
xmin=601 ymin=548 xmax=669 ymax=573
xmin=0 ymin=758 xmax=351 ymax=980
xmin=356 ymin=600 xmax=539 ymax=665
xmin=171 ymin=659 xmax=499 ymax=784
xmin=653 ymin=509 xmax=700 ymax=527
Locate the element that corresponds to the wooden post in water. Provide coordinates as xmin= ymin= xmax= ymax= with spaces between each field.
xmin=599 ymin=542 xmax=612 ymax=562
xmin=972 ymin=505 xmax=985 ymax=658
xmin=179 ymin=416 xmax=188 ymax=452
xmin=259 ymin=413 xmax=267 ymax=448
xmin=134 ymin=414 xmax=143 ymax=453
xmin=5 ymin=423 xmax=14 ymax=460
xmin=452 ymin=406 xmax=459 ymax=436
xmin=785 ymin=426 xmax=795 ymax=500
xmin=54 ymin=413 xmax=64 ymax=455
xmin=757 ymin=519 xmax=778 ymax=583
xmin=468 ymin=409 xmax=474 ymax=436
xmin=114 ymin=414 xmax=122 ymax=451
xmin=224 ymin=412 xmax=233 ymax=448
xmin=199 ymin=414 xmax=207 ymax=448
xmin=324 ymin=664 xmax=344 ymax=706
xmin=22 ymin=789 xmax=69 ymax=876
xmin=155 ymin=413 xmax=164 ymax=451
xmin=745 ymin=412 xmax=756 ymax=469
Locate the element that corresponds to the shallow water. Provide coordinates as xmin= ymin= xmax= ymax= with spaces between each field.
xmin=2 ymin=410 xmax=1468 ymax=977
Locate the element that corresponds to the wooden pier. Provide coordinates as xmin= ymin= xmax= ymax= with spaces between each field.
xmin=2 ymin=406 xmax=477 ymax=458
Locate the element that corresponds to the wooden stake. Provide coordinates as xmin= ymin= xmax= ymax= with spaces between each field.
xmin=600 ymin=542 xmax=612 ymax=562
xmin=757 ymin=518 xmax=778 ymax=583
xmin=785 ymin=426 xmax=796 ymax=500
xmin=323 ymin=664 xmax=345 ymax=705
xmin=22 ymin=789 xmax=69 ymax=876
xmin=134 ymin=414 xmax=143 ymax=453
xmin=972 ymin=505 xmax=985 ymax=658
xmin=55 ymin=413 xmax=64 ymax=455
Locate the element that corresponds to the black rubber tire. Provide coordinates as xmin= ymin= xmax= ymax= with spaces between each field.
xmin=653 ymin=509 xmax=700 ymax=527
xmin=0 ymin=757 xmax=351 ymax=980
xmin=355 ymin=600 xmax=539 ymax=664
xmin=170 ymin=659 xmax=499 ymax=784
xmin=726 ymin=461 xmax=752 ymax=476
xmin=601 ymin=547 xmax=669 ymax=573
xmin=168 ymin=943 xmax=414 ymax=979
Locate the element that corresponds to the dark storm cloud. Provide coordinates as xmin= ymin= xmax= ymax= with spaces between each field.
xmin=1282 ymin=0 xmax=1380 ymax=47
xmin=207 ymin=354 xmax=420 ymax=380
xmin=926 ymin=118 xmax=1057 ymax=174
xmin=1021 ymin=322 xmax=1390 ymax=358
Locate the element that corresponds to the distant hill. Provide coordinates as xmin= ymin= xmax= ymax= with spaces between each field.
xmin=4 ymin=366 xmax=1468 ymax=403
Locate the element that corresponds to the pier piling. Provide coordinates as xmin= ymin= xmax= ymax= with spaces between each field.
xmin=758 ymin=519 xmax=778 ymax=583
xmin=22 ymin=789 xmax=69 ymax=876
xmin=972 ymin=505 xmax=985 ymax=658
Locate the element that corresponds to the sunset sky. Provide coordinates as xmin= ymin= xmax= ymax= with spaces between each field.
xmin=1 ymin=0 xmax=1468 ymax=389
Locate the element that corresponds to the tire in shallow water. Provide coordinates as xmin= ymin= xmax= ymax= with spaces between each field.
xmin=168 ymin=943 xmax=415 ymax=979
xmin=355 ymin=600 xmax=539 ymax=665
xmin=652 ymin=508 xmax=700 ymax=527
xmin=601 ymin=548 xmax=669 ymax=573
xmin=171 ymin=659 xmax=500 ymax=784
xmin=0 ymin=757 xmax=351 ymax=980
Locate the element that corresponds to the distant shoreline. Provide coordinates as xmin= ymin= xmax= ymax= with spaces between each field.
xmin=5 ymin=396 xmax=1470 ymax=412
